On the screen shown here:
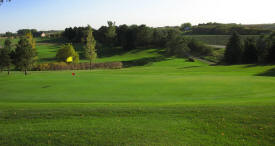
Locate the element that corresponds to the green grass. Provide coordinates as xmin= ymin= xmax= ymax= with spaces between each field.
xmin=0 ymin=37 xmax=275 ymax=145
xmin=0 ymin=57 xmax=275 ymax=145
xmin=36 ymin=43 xmax=60 ymax=63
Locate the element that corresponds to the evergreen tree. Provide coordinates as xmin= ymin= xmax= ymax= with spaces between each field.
xmin=243 ymin=38 xmax=258 ymax=63
xmin=84 ymin=25 xmax=97 ymax=70
xmin=14 ymin=38 xmax=37 ymax=75
xmin=224 ymin=32 xmax=243 ymax=64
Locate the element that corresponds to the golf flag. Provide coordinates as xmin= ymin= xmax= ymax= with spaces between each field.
xmin=66 ymin=56 xmax=73 ymax=63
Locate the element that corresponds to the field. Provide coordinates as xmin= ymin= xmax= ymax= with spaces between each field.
xmin=0 ymin=37 xmax=275 ymax=145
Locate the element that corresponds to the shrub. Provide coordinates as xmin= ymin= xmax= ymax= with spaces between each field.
xmin=187 ymin=57 xmax=195 ymax=62
xmin=32 ymin=62 xmax=123 ymax=71
xmin=56 ymin=44 xmax=79 ymax=63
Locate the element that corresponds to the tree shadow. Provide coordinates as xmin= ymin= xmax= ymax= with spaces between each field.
xmin=122 ymin=56 xmax=167 ymax=68
xmin=36 ymin=38 xmax=66 ymax=44
xmin=242 ymin=64 xmax=273 ymax=68
xmin=39 ymin=57 xmax=56 ymax=62
xmin=98 ymin=47 xmax=128 ymax=58
xmin=177 ymin=66 xmax=201 ymax=69
xmin=256 ymin=68 xmax=275 ymax=77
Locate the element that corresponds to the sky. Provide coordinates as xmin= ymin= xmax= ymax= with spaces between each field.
xmin=0 ymin=0 xmax=274 ymax=33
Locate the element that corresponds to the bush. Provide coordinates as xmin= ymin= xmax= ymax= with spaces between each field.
xmin=56 ymin=44 xmax=79 ymax=63
xmin=33 ymin=62 xmax=123 ymax=71
xmin=187 ymin=57 xmax=195 ymax=62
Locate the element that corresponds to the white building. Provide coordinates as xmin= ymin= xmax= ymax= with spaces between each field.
xmin=41 ymin=32 xmax=46 ymax=37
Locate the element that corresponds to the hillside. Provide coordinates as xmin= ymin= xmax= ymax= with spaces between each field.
xmin=245 ymin=23 xmax=275 ymax=31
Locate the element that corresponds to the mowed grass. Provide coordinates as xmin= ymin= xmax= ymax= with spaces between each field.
xmin=1 ymin=37 xmax=275 ymax=145
xmin=0 ymin=56 xmax=275 ymax=145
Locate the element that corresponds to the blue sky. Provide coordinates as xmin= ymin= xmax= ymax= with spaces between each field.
xmin=0 ymin=0 xmax=275 ymax=33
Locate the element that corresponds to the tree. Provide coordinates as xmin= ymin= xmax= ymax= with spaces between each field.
xmin=242 ymin=38 xmax=258 ymax=63
xmin=136 ymin=25 xmax=153 ymax=46
xmin=84 ymin=25 xmax=97 ymax=70
xmin=256 ymin=35 xmax=270 ymax=63
xmin=0 ymin=0 xmax=11 ymax=5
xmin=0 ymin=39 xmax=12 ymax=74
xmin=181 ymin=23 xmax=192 ymax=31
xmin=152 ymin=28 xmax=168 ymax=47
xmin=5 ymin=32 xmax=13 ymax=37
xmin=14 ymin=38 xmax=37 ymax=75
xmin=166 ymin=29 xmax=190 ymax=57
xmin=188 ymin=39 xmax=213 ymax=56
xmin=56 ymin=44 xmax=79 ymax=63
xmin=267 ymin=34 xmax=275 ymax=63
xmin=105 ymin=21 xmax=117 ymax=46
xmin=116 ymin=25 xmax=129 ymax=49
xmin=224 ymin=32 xmax=243 ymax=64
xmin=25 ymin=32 xmax=36 ymax=49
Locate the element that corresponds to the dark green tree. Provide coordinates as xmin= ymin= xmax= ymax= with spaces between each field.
xmin=166 ymin=29 xmax=190 ymax=57
xmin=180 ymin=23 xmax=192 ymax=31
xmin=224 ymin=32 xmax=243 ymax=64
xmin=14 ymin=38 xmax=37 ymax=75
xmin=0 ymin=39 xmax=12 ymax=74
xmin=136 ymin=25 xmax=154 ymax=46
xmin=242 ymin=38 xmax=258 ymax=63
xmin=105 ymin=21 xmax=117 ymax=46
xmin=267 ymin=34 xmax=275 ymax=62
xmin=256 ymin=35 xmax=270 ymax=63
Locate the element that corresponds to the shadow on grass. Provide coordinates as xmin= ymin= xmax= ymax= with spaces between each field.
xmin=36 ymin=38 xmax=66 ymax=44
xmin=122 ymin=56 xmax=168 ymax=68
xmin=177 ymin=66 xmax=201 ymax=69
xmin=257 ymin=68 xmax=275 ymax=77
xmin=39 ymin=57 xmax=56 ymax=63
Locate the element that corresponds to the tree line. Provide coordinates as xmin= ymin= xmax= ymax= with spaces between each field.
xmin=63 ymin=22 xmax=213 ymax=58
xmin=0 ymin=25 xmax=97 ymax=75
xmin=224 ymin=32 xmax=275 ymax=64
xmin=186 ymin=23 xmax=273 ymax=35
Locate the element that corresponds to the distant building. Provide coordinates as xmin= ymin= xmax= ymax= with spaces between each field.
xmin=41 ymin=32 xmax=46 ymax=37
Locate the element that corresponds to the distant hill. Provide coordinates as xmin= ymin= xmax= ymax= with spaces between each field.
xmin=244 ymin=23 xmax=275 ymax=31
xmin=186 ymin=22 xmax=274 ymax=35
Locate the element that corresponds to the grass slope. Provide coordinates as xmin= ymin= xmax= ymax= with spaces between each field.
xmin=0 ymin=55 xmax=275 ymax=145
